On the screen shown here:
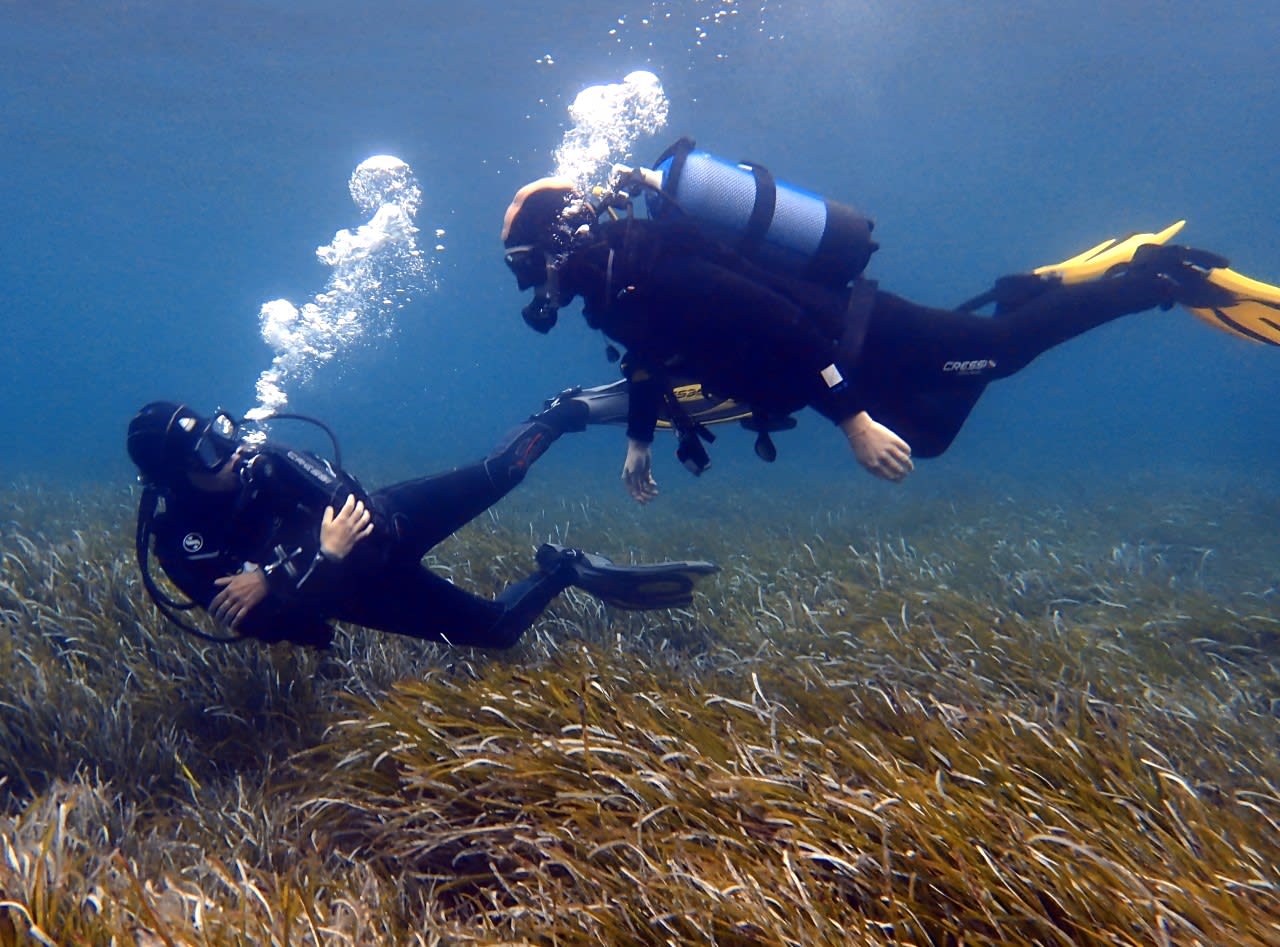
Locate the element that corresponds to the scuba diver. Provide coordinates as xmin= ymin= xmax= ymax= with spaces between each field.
xmin=501 ymin=137 xmax=1280 ymax=503
xmin=127 ymin=391 xmax=717 ymax=649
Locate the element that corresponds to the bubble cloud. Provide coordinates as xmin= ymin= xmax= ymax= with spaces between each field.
xmin=248 ymin=155 xmax=435 ymax=420
xmin=552 ymin=70 xmax=669 ymax=191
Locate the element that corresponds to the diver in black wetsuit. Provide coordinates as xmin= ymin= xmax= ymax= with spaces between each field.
xmin=500 ymin=141 xmax=1233 ymax=503
xmin=127 ymin=395 xmax=716 ymax=649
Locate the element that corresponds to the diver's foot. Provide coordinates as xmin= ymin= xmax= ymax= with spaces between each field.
xmin=987 ymin=273 xmax=1058 ymax=315
xmin=531 ymin=395 xmax=590 ymax=435
xmin=536 ymin=542 xmax=718 ymax=610
xmin=535 ymin=543 xmax=610 ymax=575
xmin=535 ymin=542 xmax=570 ymax=573
xmin=1126 ymin=244 xmax=1234 ymax=310
xmin=536 ymin=381 xmax=629 ymax=432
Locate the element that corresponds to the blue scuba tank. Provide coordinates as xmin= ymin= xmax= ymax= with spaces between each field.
xmin=643 ymin=138 xmax=877 ymax=288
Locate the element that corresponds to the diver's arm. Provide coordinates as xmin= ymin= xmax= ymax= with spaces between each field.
xmin=244 ymin=446 xmax=377 ymax=600
xmin=207 ymin=565 xmax=332 ymax=647
xmin=319 ymin=493 xmax=374 ymax=560
xmin=622 ymin=438 xmax=659 ymax=504
xmin=806 ymin=378 xmax=912 ymax=481
xmin=840 ymin=411 xmax=914 ymax=483
xmin=622 ymin=370 xmax=662 ymax=504
xmin=149 ymin=507 xmax=247 ymax=609
xmin=209 ymin=492 xmax=373 ymax=631
xmin=623 ymin=368 xmax=662 ymax=443
xmin=210 ymin=567 xmax=268 ymax=629
xmin=155 ymin=549 xmax=242 ymax=615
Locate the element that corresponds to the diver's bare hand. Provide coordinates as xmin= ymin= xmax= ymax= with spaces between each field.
xmin=842 ymin=411 xmax=914 ymax=483
xmin=320 ymin=494 xmax=375 ymax=560
xmin=622 ymin=438 xmax=660 ymax=504
xmin=211 ymin=567 xmax=268 ymax=629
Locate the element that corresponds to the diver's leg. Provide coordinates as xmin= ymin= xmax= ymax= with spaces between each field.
xmin=862 ymin=268 xmax=1175 ymax=387
xmin=542 ymin=380 xmax=631 ymax=425
xmin=373 ymin=391 xmax=619 ymax=559
xmin=856 ymin=382 xmax=988 ymax=459
xmin=846 ymin=276 xmax=1167 ymax=457
xmin=343 ymin=561 xmax=574 ymax=649
xmin=344 ymin=543 xmax=720 ymax=645
xmin=982 ymin=272 xmax=1177 ymax=373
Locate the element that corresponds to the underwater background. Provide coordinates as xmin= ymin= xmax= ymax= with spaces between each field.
xmin=4 ymin=0 xmax=1278 ymax=493
xmin=1 ymin=2 xmax=1278 ymax=943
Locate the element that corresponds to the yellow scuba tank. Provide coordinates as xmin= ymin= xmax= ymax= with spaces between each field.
xmin=640 ymin=137 xmax=877 ymax=288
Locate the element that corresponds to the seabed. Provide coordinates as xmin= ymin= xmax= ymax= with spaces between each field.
xmin=0 ymin=472 xmax=1276 ymax=945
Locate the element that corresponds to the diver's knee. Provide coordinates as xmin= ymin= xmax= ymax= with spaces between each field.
xmin=485 ymin=618 xmax=527 ymax=650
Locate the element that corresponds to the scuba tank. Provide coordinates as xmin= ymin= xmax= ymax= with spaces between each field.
xmin=639 ymin=137 xmax=878 ymax=288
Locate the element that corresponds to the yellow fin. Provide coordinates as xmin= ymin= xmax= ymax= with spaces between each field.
xmin=1186 ymin=266 xmax=1280 ymax=346
xmin=1034 ymin=220 xmax=1186 ymax=284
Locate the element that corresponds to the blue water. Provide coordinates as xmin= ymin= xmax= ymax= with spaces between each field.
xmin=3 ymin=0 xmax=1278 ymax=509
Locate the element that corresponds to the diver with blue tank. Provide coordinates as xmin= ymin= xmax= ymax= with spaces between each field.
xmin=501 ymin=137 xmax=1280 ymax=503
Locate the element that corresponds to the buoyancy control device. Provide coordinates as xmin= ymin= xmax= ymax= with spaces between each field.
xmin=598 ymin=139 xmax=877 ymax=474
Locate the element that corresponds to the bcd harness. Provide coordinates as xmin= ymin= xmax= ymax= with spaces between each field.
xmin=592 ymin=137 xmax=878 ymax=475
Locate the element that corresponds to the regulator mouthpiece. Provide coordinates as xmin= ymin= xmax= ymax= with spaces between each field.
xmin=522 ymin=295 xmax=560 ymax=333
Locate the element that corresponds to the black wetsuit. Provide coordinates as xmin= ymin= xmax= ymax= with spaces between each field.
xmin=558 ymin=217 xmax=1175 ymax=457
xmin=849 ymin=273 xmax=1175 ymax=456
xmin=147 ymin=408 xmax=578 ymax=648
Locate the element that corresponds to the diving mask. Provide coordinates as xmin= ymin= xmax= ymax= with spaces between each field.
xmin=504 ymin=243 xmax=547 ymax=291
xmin=191 ymin=410 xmax=239 ymax=473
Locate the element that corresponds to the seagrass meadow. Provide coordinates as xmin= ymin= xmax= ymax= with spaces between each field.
xmin=0 ymin=472 xmax=1277 ymax=946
